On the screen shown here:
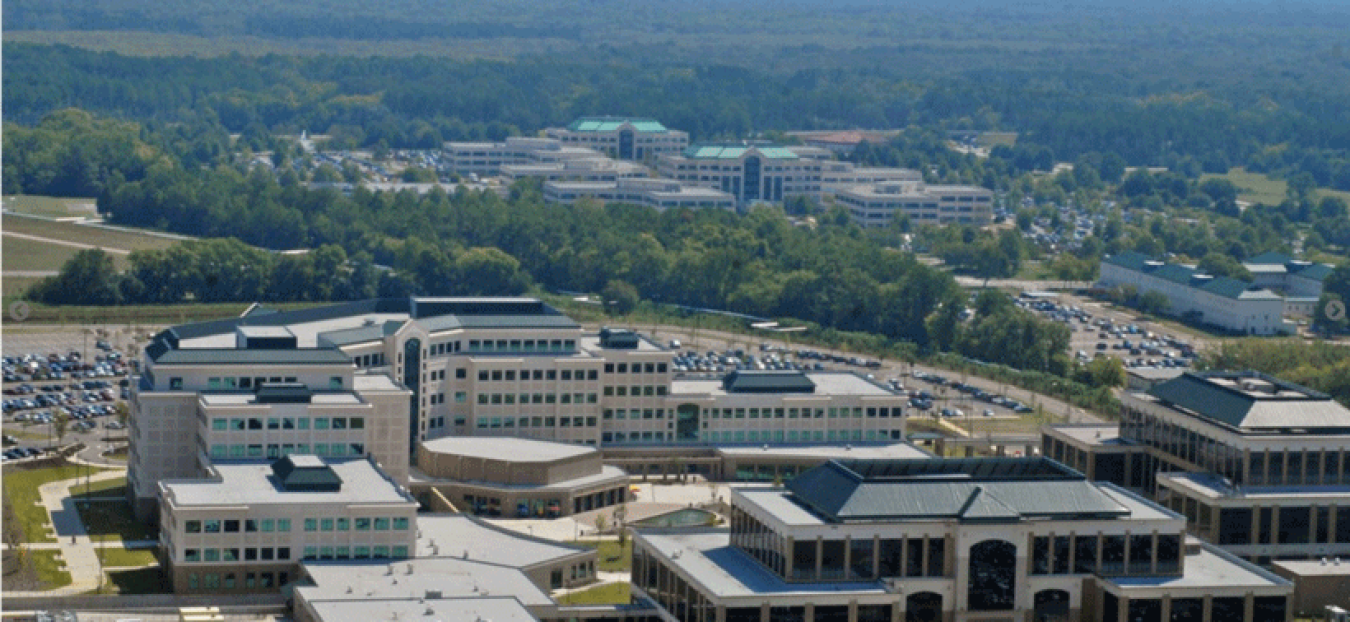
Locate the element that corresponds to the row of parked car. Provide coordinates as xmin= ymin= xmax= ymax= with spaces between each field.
xmin=4 ymin=349 xmax=131 ymax=383
xmin=910 ymin=371 xmax=1034 ymax=413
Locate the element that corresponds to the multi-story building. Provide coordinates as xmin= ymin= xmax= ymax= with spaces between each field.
xmin=543 ymin=178 xmax=736 ymax=211
xmin=545 ymin=117 xmax=689 ymax=162
xmin=633 ymin=457 xmax=1293 ymax=622
xmin=157 ymin=454 xmax=418 ymax=594
xmin=128 ymin=324 xmax=410 ymax=520
xmin=656 ymin=143 xmax=921 ymax=207
xmin=1043 ymin=371 xmax=1350 ymax=565
xmin=501 ymin=157 xmax=651 ymax=184
xmin=1099 ymin=251 xmax=1290 ymax=335
xmin=834 ymin=181 xmax=995 ymax=228
xmin=443 ymin=136 xmax=605 ymax=177
xmin=1243 ymin=252 xmax=1333 ymax=299
xmin=131 ymin=299 xmax=909 ymax=518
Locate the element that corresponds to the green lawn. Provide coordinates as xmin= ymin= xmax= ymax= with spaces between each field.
xmin=556 ymin=582 xmax=631 ymax=605
xmin=30 ymin=549 xmax=73 ymax=590
xmin=3 ymin=214 xmax=184 ymax=253
xmin=3 ymin=275 xmax=44 ymax=298
xmin=976 ymin=132 xmax=1018 ymax=148
xmin=1 ymin=236 xmax=87 ymax=272
xmin=2 ymin=196 xmax=99 ymax=218
xmin=570 ymin=539 xmax=633 ymax=572
xmin=69 ymin=477 xmax=127 ymax=499
xmin=103 ymin=566 xmax=170 ymax=595
xmin=96 ymin=546 xmax=158 ymax=568
xmin=2 ymin=462 xmax=112 ymax=543
xmin=1201 ymin=167 xmax=1350 ymax=206
xmin=76 ymin=499 xmax=158 ymax=543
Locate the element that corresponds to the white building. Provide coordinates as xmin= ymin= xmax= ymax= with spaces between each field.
xmin=158 ymin=454 xmax=418 ymax=594
xmin=835 ymin=180 xmax=995 ymax=228
xmin=1099 ymin=251 xmax=1290 ymax=335
xmin=544 ymin=117 xmax=689 ymax=162
xmin=543 ymin=177 xmax=736 ymax=211
xmin=657 ymin=143 xmax=921 ymax=207
xmin=442 ymin=136 xmax=603 ymax=177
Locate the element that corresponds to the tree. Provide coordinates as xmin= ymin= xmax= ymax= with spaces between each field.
xmin=114 ymin=402 xmax=130 ymax=429
xmin=52 ymin=412 xmax=70 ymax=449
xmin=1288 ymin=172 xmax=1317 ymax=202
xmin=28 ymin=248 xmax=122 ymax=305
xmin=1196 ymin=253 xmax=1253 ymax=280
xmin=601 ymin=280 xmax=640 ymax=317
xmin=592 ymin=513 xmax=607 ymax=536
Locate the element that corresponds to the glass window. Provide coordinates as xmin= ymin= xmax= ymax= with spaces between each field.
xmin=355 ymin=517 xmax=371 ymax=531
xmin=374 ymin=518 xmax=390 ymax=530
xmin=186 ymin=520 xmax=201 ymax=533
xmin=276 ymin=519 xmax=290 ymax=532
xmin=204 ymin=520 xmax=221 ymax=533
xmin=304 ymin=518 xmax=317 ymax=532
xmin=336 ymin=518 xmax=349 ymax=531
xmin=393 ymin=517 xmax=409 ymax=530
xmin=1075 ymin=535 xmax=1098 ymax=574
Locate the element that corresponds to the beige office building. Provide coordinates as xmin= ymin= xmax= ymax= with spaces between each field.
xmin=835 ymin=181 xmax=995 ymax=228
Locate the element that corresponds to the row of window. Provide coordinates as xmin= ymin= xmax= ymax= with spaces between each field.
xmin=1031 ymin=533 xmax=1181 ymax=576
xmin=210 ymin=416 xmax=365 ymax=432
xmin=183 ymin=546 xmax=290 ymax=562
xmin=304 ymin=516 xmax=410 ymax=531
xmin=185 ymin=571 xmax=288 ymax=590
xmin=186 ymin=518 xmax=292 ymax=533
xmin=602 ymin=385 xmax=668 ymax=397
xmin=1211 ymin=505 xmax=1350 ymax=546
xmin=208 ymin=442 xmax=363 ymax=460
xmin=467 ymin=338 xmax=576 ymax=353
xmin=706 ymin=406 xmax=901 ymax=419
xmin=604 ymin=409 xmax=668 ymax=420
xmin=304 ymin=545 xmax=409 ymax=560
xmin=476 ymin=416 xmax=597 ymax=429
xmin=706 ymin=429 xmax=904 ymax=443
xmin=477 ymin=368 xmax=599 ymax=382
xmin=603 ymin=362 xmax=669 ymax=374
xmin=199 ymin=376 xmax=303 ymax=390
xmin=476 ymin=392 xmax=598 ymax=405
xmin=355 ymin=353 xmax=386 ymax=368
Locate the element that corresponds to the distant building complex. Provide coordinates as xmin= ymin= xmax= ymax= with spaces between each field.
xmin=1099 ymin=251 xmax=1290 ymax=335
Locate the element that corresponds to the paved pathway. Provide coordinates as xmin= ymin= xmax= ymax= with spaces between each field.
xmin=4 ymin=469 xmax=131 ymax=597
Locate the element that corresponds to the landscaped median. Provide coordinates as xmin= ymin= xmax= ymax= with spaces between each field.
xmin=3 ymin=461 xmax=113 ymax=544
xmin=556 ymin=581 xmax=632 ymax=605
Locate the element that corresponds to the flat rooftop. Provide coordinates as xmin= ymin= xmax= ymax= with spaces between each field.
xmin=671 ymin=372 xmax=896 ymax=398
xmin=162 ymin=459 xmax=413 ymax=507
xmin=304 ymin=597 xmax=537 ymax=622
xmin=579 ymin=333 xmax=667 ymax=353
xmin=415 ymin=515 xmax=590 ymax=568
xmin=410 ymin=464 xmax=628 ymax=492
xmin=420 ymin=436 xmax=595 ymax=462
xmin=1105 ymin=541 xmax=1290 ymax=592
xmin=199 ymin=391 xmax=364 ymax=407
xmin=1272 ymin=558 xmax=1350 ymax=577
xmin=638 ymin=530 xmax=886 ymax=599
xmin=298 ymin=557 xmax=553 ymax=608
xmin=715 ymin=443 xmax=930 ymax=460
xmin=1159 ymin=471 xmax=1350 ymax=501
xmin=1047 ymin=424 xmax=1132 ymax=447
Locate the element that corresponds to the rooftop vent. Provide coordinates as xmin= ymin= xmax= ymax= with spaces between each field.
xmin=599 ymin=327 xmax=640 ymax=349
xmin=270 ymin=455 xmax=342 ymax=492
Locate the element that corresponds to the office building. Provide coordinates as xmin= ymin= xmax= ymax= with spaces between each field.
xmin=545 ymin=117 xmax=689 ymax=162
xmin=131 ymin=300 xmax=908 ymax=518
xmin=1099 ymin=251 xmax=1290 ymax=335
xmin=632 ymin=457 xmax=1292 ymax=622
xmin=443 ymin=136 xmax=606 ymax=177
xmin=412 ymin=436 xmax=631 ymax=517
xmin=1043 ymin=371 xmax=1350 ymax=565
xmin=657 ymin=143 xmax=921 ymax=207
xmin=834 ymin=181 xmax=995 ymax=228
xmin=544 ymin=177 xmax=736 ymax=211
xmin=157 ymin=454 xmax=418 ymax=594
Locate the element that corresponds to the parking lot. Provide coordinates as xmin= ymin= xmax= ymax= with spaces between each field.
xmin=2 ymin=326 xmax=138 ymax=464
xmin=1019 ymin=296 xmax=1198 ymax=372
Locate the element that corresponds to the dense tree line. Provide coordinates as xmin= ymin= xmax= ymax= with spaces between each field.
xmin=1200 ymin=340 xmax=1350 ymax=407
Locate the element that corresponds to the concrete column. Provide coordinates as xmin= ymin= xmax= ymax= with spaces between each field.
xmin=1244 ymin=593 xmax=1254 ymax=622
xmin=1161 ymin=594 xmax=1171 ymax=622
xmin=815 ymin=536 xmax=823 ymax=581
xmin=1202 ymin=595 xmax=1212 ymax=622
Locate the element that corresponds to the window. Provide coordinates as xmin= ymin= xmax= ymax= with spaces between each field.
xmin=304 ymin=519 xmax=317 ymax=532
xmin=314 ymin=417 xmax=330 ymax=430
xmin=204 ymin=520 xmax=221 ymax=533
xmin=212 ymin=419 xmax=227 ymax=431
xmin=337 ymin=518 xmax=349 ymax=531
xmin=186 ymin=520 xmax=201 ymax=533
xmin=330 ymin=376 xmax=343 ymax=389
xmin=374 ymin=518 xmax=390 ymax=530
xmin=224 ymin=520 xmax=239 ymax=533
xmin=185 ymin=549 xmax=200 ymax=562
xmin=355 ymin=517 xmax=371 ymax=531
xmin=393 ymin=517 xmax=409 ymax=530
xmin=276 ymin=519 xmax=290 ymax=532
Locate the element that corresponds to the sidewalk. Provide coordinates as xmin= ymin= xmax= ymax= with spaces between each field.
xmin=5 ymin=469 xmax=131 ymax=597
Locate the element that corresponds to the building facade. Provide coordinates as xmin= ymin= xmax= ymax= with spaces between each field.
xmin=656 ymin=144 xmax=921 ymax=207
xmin=632 ymin=457 xmax=1292 ymax=622
xmin=543 ymin=178 xmax=736 ymax=211
xmin=1099 ymin=251 xmax=1289 ymax=335
xmin=157 ymin=455 xmax=418 ymax=594
xmin=1044 ymin=371 xmax=1350 ymax=566
xmin=545 ymin=117 xmax=690 ymax=162
xmin=834 ymin=181 xmax=995 ymax=228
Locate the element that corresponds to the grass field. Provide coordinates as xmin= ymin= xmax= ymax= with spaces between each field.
xmin=977 ymin=132 xmax=1018 ymax=148
xmin=1201 ymin=167 xmax=1350 ymax=206
xmin=570 ymin=540 xmax=632 ymax=572
xmin=3 ymin=462 xmax=114 ymax=543
xmin=30 ymin=549 xmax=73 ymax=590
xmin=556 ymin=582 xmax=632 ymax=605
xmin=103 ymin=566 xmax=169 ymax=595
xmin=96 ymin=546 xmax=158 ymax=568
xmin=2 ymin=276 xmax=45 ymax=299
xmin=3 ymin=196 xmax=99 ymax=218
xmin=76 ymin=499 xmax=158 ymax=543
xmin=3 ymin=214 xmax=186 ymax=254
xmin=69 ymin=477 xmax=127 ymax=499
xmin=2 ymin=235 xmax=102 ymax=272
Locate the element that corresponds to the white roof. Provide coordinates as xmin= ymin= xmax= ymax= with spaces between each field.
xmin=716 ymin=443 xmax=929 ymax=460
xmin=419 ymin=437 xmax=595 ymax=462
xmin=415 ymin=515 xmax=590 ymax=568
xmin=671 ymin=372 xmax=896 ymax=398
xmin=298 ymin=557 xmax=553 ymax=607
xmin=162 ymin=459 xmax=413 ymax=507
xmin=305 ymin=597 xmax=536 ymax=622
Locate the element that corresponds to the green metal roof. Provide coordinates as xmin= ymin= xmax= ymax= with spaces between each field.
xmin=682 ymin=144 xmax=800 ymax=160
xmin=1244 ymin=252 xmax=1294 ymax=266
xmin=785 ymin=458 xmax=1130 ymax=523
xmin=566 ymin=117 xmax=668 ymax=133
xmin=1201 ymin=276 xmax=1281 ymax=300
xmin=1295 ymin=263 xmax=1333 ymax=281
xmin=1144 ymin=371 xmax=1350 ymax=431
